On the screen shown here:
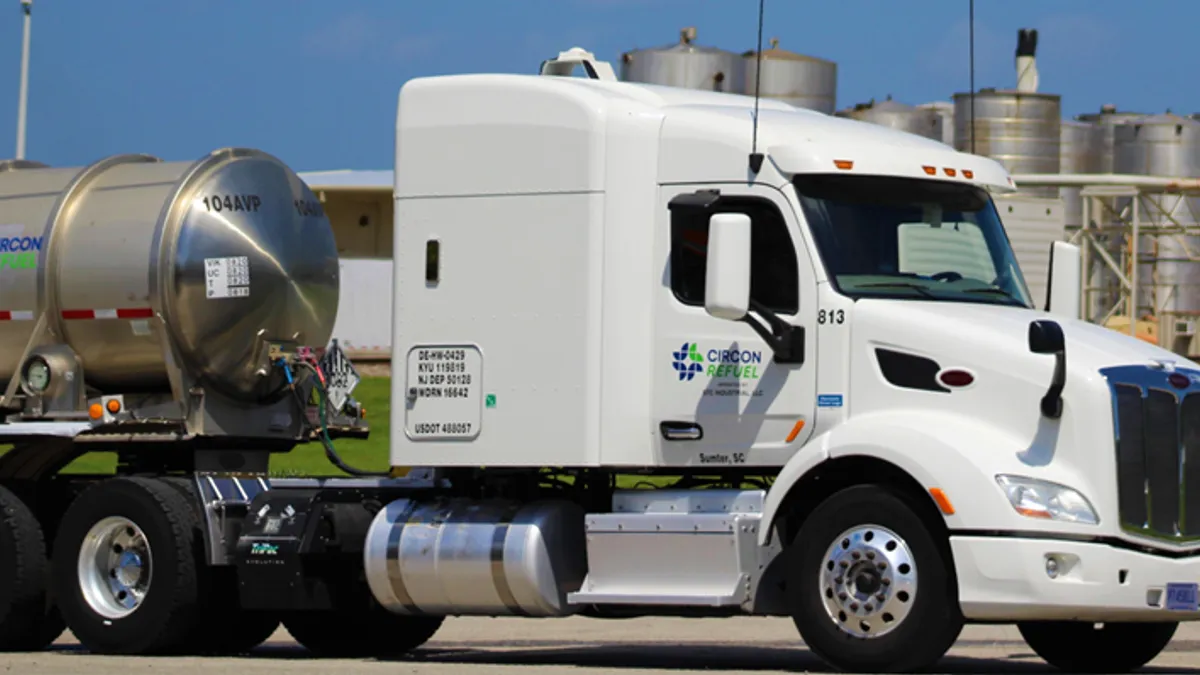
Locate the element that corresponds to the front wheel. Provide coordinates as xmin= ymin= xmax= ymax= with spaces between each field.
xmin=788 ymin=484 xmax=963 ymax=673
xmin=1017 ymin=621 xmax=1177 ymax=673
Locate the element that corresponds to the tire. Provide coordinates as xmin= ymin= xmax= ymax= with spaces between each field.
xmin=1018 ymin=621 xmax=1177 ymax=673
xmin=788 ymin=484 xmax=963 ymax=673
xmin=283 ymin=605 xmax=443 ymax=658
xmin=150 ymin=478 xmax=280 ymax=656
xmin=190 ymin=566 xmax=281 ymax=655
xmin=51 ymin=476 xmax=204 ymax=655
xmin=0 ymin=484 xmax=64 ymax=650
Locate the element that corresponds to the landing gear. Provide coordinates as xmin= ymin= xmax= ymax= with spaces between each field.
xmin=1018 ymin=620 xmax=1177 ymax=673
xmin=51 ymin=476 xmax=204 ymax=655
xmin=788 ymin=485 xmax=962 ymax=673
xmin=0 ymin=484 xmax=65 ymax=651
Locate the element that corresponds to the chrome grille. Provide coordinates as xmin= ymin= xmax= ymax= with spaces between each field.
xmin=1104 ymin=364 xmax=1200 ymax=544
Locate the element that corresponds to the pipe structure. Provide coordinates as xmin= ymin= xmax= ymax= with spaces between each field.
xmin=15 ymin=0 xmax=32 ymax=160
xmin=1012 ymin=173 xmax=1200 ymax=192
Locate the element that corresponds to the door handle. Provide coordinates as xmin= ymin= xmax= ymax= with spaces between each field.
xmin=660 ymin=421 xmax=703 ymax=441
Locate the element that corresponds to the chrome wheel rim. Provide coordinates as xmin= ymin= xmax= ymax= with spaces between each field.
xmin=77 ymin=516 xmax=153 ymax=620
xmin=819 ymin=524 xmax=916 ymax=638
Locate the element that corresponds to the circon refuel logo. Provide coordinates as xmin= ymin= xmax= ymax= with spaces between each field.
xmin=672 ymin=343 xmax=704 ymax=381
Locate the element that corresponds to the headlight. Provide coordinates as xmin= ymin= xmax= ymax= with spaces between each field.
xmin=995 ymin=475 xmax=1099 ymax=525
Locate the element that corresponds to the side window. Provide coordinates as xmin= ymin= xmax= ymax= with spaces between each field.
xmin=669 ymin=196 xmax=799 ymax=315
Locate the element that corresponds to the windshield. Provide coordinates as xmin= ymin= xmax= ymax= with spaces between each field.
xmin=793 ymin=174 xmax=1034 ymax=308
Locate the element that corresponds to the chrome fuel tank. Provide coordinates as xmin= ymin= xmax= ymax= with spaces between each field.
xmin=364 ymin=498 xmax=588 ymax=617
xmin=0 ymin=148 xmax=338 ymax=402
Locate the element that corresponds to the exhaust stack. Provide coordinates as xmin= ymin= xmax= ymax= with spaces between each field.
xmin=1015 ymin=28 xmax=1039 ymax=93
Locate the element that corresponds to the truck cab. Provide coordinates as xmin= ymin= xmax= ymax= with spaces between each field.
xmin=376 ymin=49 xmax=1200 ymax=672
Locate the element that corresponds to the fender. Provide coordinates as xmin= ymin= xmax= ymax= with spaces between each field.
xmin=757 ymin=410 xmax=1105 ymax=547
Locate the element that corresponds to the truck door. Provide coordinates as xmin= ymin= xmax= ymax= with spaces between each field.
xmin=653 ymin=184 xmax=818 ymax=467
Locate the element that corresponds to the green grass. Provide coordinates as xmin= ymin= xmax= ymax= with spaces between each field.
xmin=4 ymin=378 xmax=739 ymax=487
xmin=3 ymin=377 xmax=395 ymax=478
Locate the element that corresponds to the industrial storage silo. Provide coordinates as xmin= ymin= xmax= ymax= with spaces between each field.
xmin=952 ymin=29 xmax=1060 ymax=197
xmin=1114 ymin=113 xmax=1200 ymax=352
xmin=917 ymin=101 xmax=955 ymax=145
xmin=952 ymin=88 xmax=1061 ymax=197
xmin=835 ymin=97 xmax=943 ymax=141
xmin=740 ymin=38 xmax=837 ymax=114
xmin=1076 ymin=104 xmax=1146 ymax=173
xmin=0 ymin=159 xmax=48 ymax=171
xmin=620 ymin=27 xmax=743 ymax=93
xmin=1059 ymin=119 xmax=1103 ymax=226
xmin=1060 ymin=119 xmax=1110 ymax=322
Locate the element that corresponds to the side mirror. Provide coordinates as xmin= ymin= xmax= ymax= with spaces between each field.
xmin=704 ymin=213 xmax=752 ymax=321
xmin=1044 ymin=241 xmax=1081 ymax=319
xmin=1028 ymin=319 xmax=1065 ymax=354
xmin=1028 ymin=318 xmax=1066 ymax=419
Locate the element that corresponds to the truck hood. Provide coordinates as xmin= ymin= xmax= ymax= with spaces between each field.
xmin=852 ymin=298 xmax=1194 ymax=376
xmin=847 ymin=298 xmax=1195 ymax=509
xmin=843 ymin=299 xmax=1200 ymax=540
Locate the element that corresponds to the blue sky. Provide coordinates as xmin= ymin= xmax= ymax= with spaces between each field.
xmin=0 ymin=0 xmax=1195 ymax=172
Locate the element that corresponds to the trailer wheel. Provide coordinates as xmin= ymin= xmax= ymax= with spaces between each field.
xmin=1018 ymin=620 xmax=1177 ymax=673
xmin=787 ymin=484 xmax=963 ymax=673
xmin=283 ymin=605 xmax=443 ymax=658
xmin=0 ymin=484 xmax=64 ymax=650
xmin=51 ymin=476 xmax=203 ymax=655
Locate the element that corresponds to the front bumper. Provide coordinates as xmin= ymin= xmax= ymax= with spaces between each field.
xmin=952 ymin=535 xmax=1200 ymax=622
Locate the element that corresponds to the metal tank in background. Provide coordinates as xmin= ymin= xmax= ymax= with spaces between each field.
xmin=1076 ymin=104 xmax=1146 ymax=173
xmin=1113 ymin=113 xmax=1200 ymax=353
xmin=1071 ymin=105 xmax=1144 ymax=328
xmin=1059 ymin=119 xmax=1103 ymax=227
xmin=0 ymin=148 xmax=340 ymax=432
xmin=917 ymin=101 xmax=955 ymax=145
xmin=1059 ymin=119 xmax=1112 ymax=322
xmin=952 ymin=88 xmax=1062 ymax=198
xmin=0 ymin=159 xmax=48 ymax=171
xmin=740 ymin=38 xmax=837 ymax=114
xmin=835 ymin=96 xmax=944 ymax=141
xmin=620 ymin=27 xmax=743 ymax=93
xmin=953 ymin=29 xmax=1060 ymax=197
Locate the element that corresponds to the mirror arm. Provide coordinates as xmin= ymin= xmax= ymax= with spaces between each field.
xmin=1040 ymin=350 xmax=1066 ymax=419
xmin=1028 ymin=319 xmax=1066 ymax=419
xmin=739 ymin=299 xmax=805 ymax=364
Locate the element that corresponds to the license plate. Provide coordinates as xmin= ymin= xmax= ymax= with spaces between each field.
xmin=1166 ymin=582 xmax=1199 ymax=611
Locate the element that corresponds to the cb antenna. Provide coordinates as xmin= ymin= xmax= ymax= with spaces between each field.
xmin=748 ymin=0 xmax=765 ymax=175
xmin=969 ymin=0 xmax=976 ymax=154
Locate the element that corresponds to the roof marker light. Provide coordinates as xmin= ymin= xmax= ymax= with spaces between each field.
xmin=962 ymin=169 xmax=974 ymax=179
xmin=922 ymin=165 xmax=936 ymax=175
xmin=834 ymin=160 xmax=853 ymax=170
xmin=944 ymin=168 xmax=957 ymax=177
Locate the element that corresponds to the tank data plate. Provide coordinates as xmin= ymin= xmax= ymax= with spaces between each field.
xmin=404 ymin=345 xmax=483 ymax=441
xmin=204 ymin=255 xmax=251 ymax=299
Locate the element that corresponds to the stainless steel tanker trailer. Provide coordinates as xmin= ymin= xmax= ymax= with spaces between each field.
xmin=0 ymin=148 xmax=372 ymax=655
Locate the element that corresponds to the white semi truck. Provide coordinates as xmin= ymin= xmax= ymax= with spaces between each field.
xmin=2 ymin=49 xmax=1199 ymax=673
